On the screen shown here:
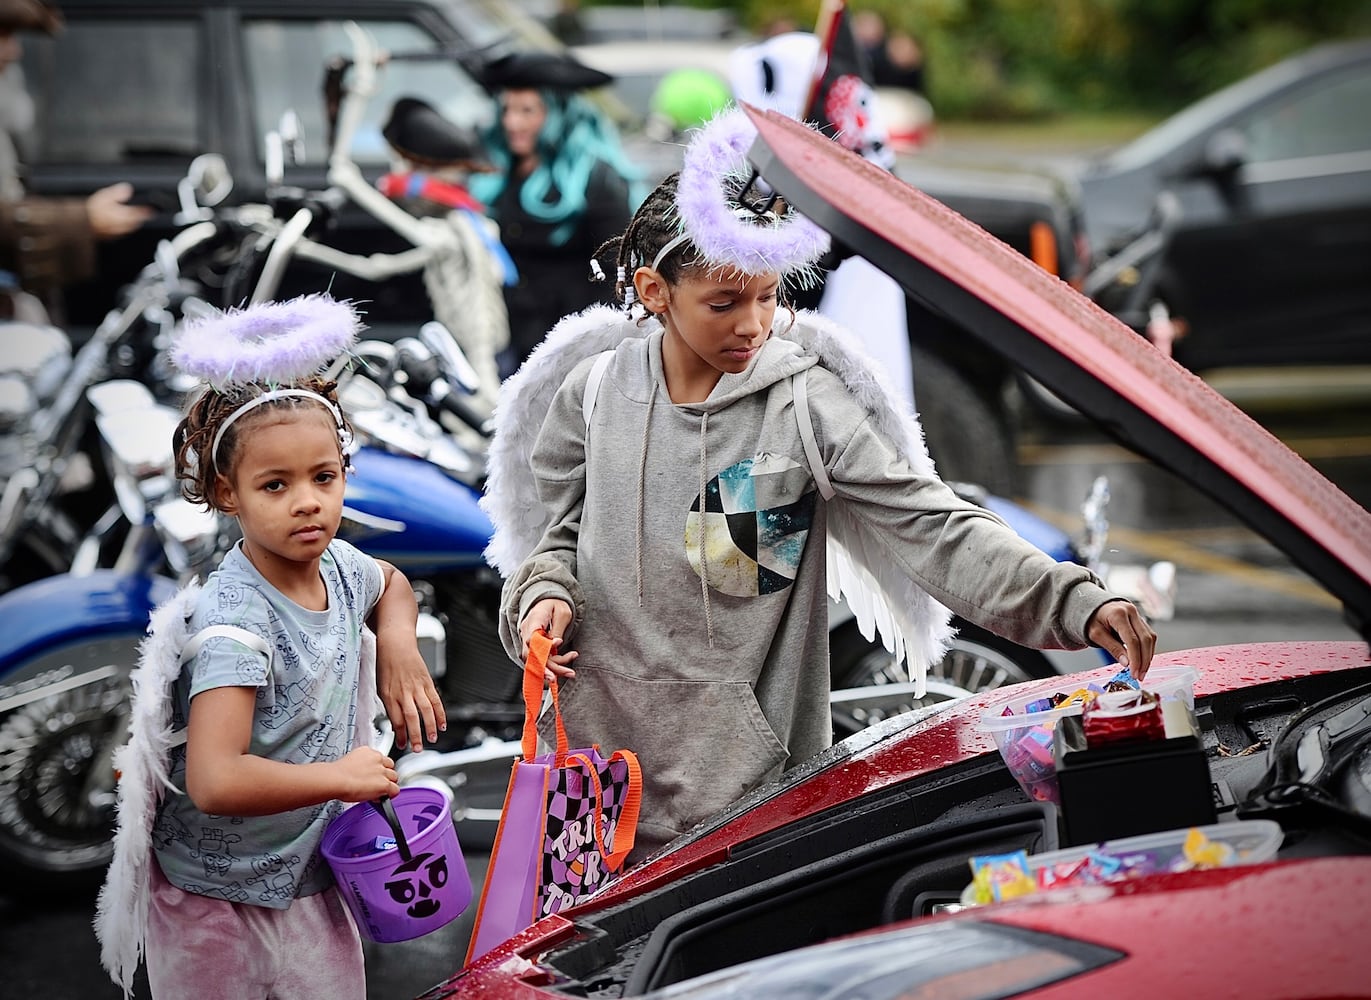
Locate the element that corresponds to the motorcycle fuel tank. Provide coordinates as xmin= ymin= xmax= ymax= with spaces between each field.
xmin=341 ymin=446 xmax=493 ymax=574
xmin=0 ymin=569 xmax=177 ymax=672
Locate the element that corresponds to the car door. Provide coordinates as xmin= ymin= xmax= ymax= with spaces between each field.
xmin=1166 ymin=61 xmax=1371 ymax=370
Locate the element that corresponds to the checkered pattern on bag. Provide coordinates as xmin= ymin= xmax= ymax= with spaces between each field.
xmin=538 ymin=751 xmax=632 ymax=917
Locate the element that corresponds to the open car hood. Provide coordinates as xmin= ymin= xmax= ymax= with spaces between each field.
xmin=743 ymin=106 xmax=1371 ymax=639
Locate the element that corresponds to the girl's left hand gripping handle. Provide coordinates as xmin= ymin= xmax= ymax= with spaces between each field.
xmin=521 ymin=630 xmax=568 ymax=761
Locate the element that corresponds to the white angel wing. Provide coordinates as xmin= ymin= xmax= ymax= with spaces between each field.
xmin=481 ymin=305 xmax=654 ymax=576
xmin=96 ymin=581 xmax=201 ymax=996
xmin=778 ymin=310 xmax=957 ymax=694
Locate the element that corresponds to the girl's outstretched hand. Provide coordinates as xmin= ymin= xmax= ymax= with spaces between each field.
xmin=335 ymin=746 xmax=400 ymax=803
xmin=520 ymin=598 xmax=578 ymax=682
xmin=1086 ymin=599 xmax=1157 ymax=680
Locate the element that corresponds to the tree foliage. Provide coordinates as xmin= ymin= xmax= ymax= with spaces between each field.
xmin=589 ymin=0 xmax=1371 ymax=118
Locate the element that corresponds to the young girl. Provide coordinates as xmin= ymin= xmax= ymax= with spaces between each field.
xmin=98 ymin=295 xmax=441 ymax=999
xmin=483 ymin=109 xmax=1156 ymax=863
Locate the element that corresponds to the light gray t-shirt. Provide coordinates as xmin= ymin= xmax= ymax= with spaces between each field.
xmin=153 ymin=539 xmax=383 ymax=908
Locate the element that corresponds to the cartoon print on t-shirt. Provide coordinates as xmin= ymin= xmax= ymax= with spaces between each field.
xmin=190 ymin=825 xmax=242 ymax=877
xmin=247 ymin=852 xmax=302 ymax=902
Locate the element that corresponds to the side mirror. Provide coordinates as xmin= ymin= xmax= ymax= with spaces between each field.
xmin=1201 ymin=128 xmax=1247 ymax=175
xmin=278 ymin=110 xmax=306 ymax=166
xmin=188 ymin=153 xmax=232 ymax=206
xmin=419 ymin=321 xmax=481 ymax=395
xmin=175 ymin=153 xmax=232 ymax=223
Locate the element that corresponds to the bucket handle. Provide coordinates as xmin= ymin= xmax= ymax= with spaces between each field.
xmin=370 ymin=796 xmax=412 ymax=863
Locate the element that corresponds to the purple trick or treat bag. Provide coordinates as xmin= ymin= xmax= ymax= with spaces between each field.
xmin=539 ymin=745 xmax=638 ymax=916
xmin=465 ymin=632 xmax=641 ymax=964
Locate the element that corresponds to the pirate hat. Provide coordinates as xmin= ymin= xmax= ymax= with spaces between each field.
xmin=381 ymin=97 xmax=495 ymax=171
xmin=475 ymin=49 xmax=613 ymax=92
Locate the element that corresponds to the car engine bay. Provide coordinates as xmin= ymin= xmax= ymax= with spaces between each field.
xmin=529 ymin=664 xmax=1371 ymax=997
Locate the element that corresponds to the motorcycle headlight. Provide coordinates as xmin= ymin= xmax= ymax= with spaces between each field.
xmin=0 ymin=374 xmax=34 ymax=433
xmin=0 ymin=322 xmax=72 ymax=404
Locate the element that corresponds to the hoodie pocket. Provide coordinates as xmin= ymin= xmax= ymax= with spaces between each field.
xmin=543 ymin=668 xmax=789 ymax=844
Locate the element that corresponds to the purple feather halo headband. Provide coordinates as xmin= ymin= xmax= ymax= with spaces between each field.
xmin=670 ymin=107 xmax=829 ymax=283
xmin=171 ymin=293 xmax=362 ymax=391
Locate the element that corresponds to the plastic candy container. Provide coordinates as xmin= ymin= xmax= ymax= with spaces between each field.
xmin=962 ymin=819 xmax=1283 ymax=906
xmin=321 ymin=787 xmax=472 ymax=943
xmin=979 ymin=688 xmax=1095 ymax=804
xmin=979 ymin=665 xmax=1201 ymax=803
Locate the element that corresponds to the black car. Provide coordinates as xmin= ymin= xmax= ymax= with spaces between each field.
xmin=1077 ymin=38 xmax=1371 ymax=373
xmin=20 ymin=0 xmax=538 ymax=333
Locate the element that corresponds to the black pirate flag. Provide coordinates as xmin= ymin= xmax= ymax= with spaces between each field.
xmin=802 ymin=0 xmax=893 ymax=168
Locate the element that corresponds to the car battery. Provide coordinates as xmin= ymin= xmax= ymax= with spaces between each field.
xmin=1053 ymin=713 xmax=1215 ymax=847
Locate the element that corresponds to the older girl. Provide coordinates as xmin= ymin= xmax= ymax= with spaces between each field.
xmin=485 ymin=111 xmax=1155 ymax=862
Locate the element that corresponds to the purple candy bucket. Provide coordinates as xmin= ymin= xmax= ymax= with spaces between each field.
xmin=321 ymin=786 xmax=471 ymax=943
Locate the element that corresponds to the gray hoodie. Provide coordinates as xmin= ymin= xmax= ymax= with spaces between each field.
xmin=500 ymin=328 xmax=1115 ymax=858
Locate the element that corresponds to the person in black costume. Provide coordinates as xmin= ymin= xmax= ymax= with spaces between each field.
xmin=473 ymin=51 xmax=643 ymax=375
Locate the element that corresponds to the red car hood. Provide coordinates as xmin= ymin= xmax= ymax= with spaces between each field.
xmin=741 ymin=106 xmax=1371 ymax=634
xmin=600 ymin=642 xmax=1370 ymax=905
xmin=979 ymin=856 xmax=1371 ymax=997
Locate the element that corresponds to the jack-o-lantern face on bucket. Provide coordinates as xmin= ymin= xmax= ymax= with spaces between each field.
xmin=384 ymin=851 xmax=450 ymax=918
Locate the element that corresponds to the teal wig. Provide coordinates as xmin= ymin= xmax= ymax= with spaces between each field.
xmin=472 ymin=91 xmax=646 ymax=246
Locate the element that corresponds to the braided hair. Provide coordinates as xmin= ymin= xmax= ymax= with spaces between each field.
xmin=173 ymin=376 xmax=351 ymax=511
xmin=591 ymin=171 xmax=799 ymax=318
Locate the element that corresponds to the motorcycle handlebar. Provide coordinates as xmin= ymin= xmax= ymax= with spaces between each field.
xmin=432 ymin=381 xmax=492 ymax=438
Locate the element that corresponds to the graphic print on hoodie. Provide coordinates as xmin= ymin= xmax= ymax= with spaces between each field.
xmin=686 ymin=454 xmax=817 ymax=596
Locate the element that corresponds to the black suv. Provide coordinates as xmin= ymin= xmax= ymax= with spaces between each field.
xmin=22 ymin=0 xmax=1089 ymax=492
xmin=21 ymin=0 xmax=538 ymax=330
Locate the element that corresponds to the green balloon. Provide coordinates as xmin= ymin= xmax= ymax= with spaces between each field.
xmin=650 ymin=68 xmax=733 ymax=131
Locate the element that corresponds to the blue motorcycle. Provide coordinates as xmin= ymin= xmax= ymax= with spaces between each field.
xmin=0 ymin=379 xmax=217 ymax=894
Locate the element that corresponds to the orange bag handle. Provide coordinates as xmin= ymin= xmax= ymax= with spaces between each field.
xmin=522 ymin=630 xmax=568 ymax=762
xmin=564 ymin=748 xmax=642 ymax=874
xmin=603 ymin=749 xmax=641 ymax=872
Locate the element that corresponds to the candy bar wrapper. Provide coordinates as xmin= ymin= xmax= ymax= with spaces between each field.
xmin=969 ymin=850 xmax=1037 ymax=904
xmin=1037 ymin=857 xmax=1091 ymax=890
xmin=1082 ymin=688 xmax=1166 ymax=747
xmin=1003 ymin=724 xmax=1056 ymax=782
xmin=1104 ymin=667 xmax=1141 ymax=693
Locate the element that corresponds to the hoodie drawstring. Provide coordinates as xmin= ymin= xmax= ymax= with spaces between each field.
xmin=635 ymin=381 xmax=658 ymax=609
xmin=636 ymin=382 xmax=714 ymax=646
xmin=697 ymin=410 xmax=715 ymax=647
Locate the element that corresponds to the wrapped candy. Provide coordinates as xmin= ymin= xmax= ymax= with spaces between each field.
xmin=969 ymin=850 xmax=1037 ymax=904
xmin=1036 ymin=857 xmax=1090 ymax=889
xmin=1176 ymin=827 xmax=1235 ymax=870
xmin=1081 ymin=688 xmax=1166 ymax=747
